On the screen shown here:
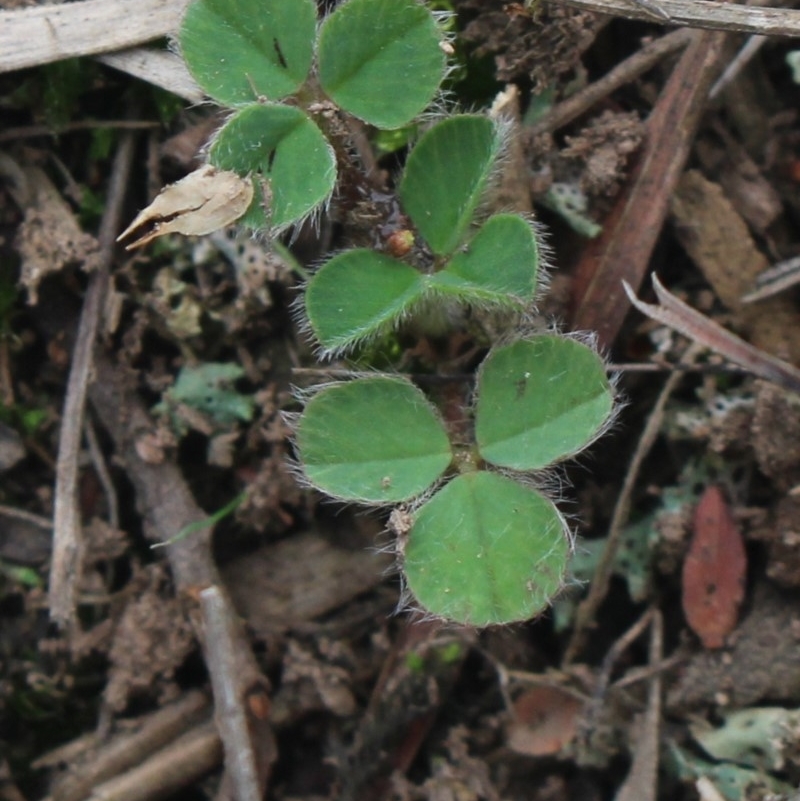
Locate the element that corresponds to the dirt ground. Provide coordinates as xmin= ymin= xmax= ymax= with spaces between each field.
xmin=4 ymin=1 xmax=800 ymax=800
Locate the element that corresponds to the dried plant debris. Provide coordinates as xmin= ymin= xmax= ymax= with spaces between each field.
xmin=234 ymin=449 xmax=305 ymax=534
xmin=458 ymin=0 xmax=599 ymax=90
xmin=0 ymin=156 xmax=100 ymax=303
xmin=750 ymin=495 xmax=800 ymax=589
xmin=668 ymin=581 xmax=800 ymax=711
xmin=220 ymin=532 xmax=392 ymax=637
xmin=561 ymin=111 xmax=645 ymax=197
xmin=104 ymin=565 xmax=195 ymax=712
xmin=270 ymin=639 xmax=357 ymax=726
xmin=670 ymin=170 xmax=800 ymax=367
xmin=390 ymin=726 xmax=500 ymax=801
xmin=751 ymin=381 xmax=800 ymax=491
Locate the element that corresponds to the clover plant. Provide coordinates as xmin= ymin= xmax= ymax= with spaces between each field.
xmin=179 ymin=0 xmax=446 ymax=229
xmin=137 ymin=0 xmax=618 ymax=626
xmin=291 ymin=108 xmax=612 ymax=626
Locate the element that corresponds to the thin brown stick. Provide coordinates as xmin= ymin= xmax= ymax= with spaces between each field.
xmin=75 ymin=722 xmax=221 ymax=801
xmin=49 ymin=131 xmax=136 ymax=627
xmin=564 ymin=344 xmax=702 ymax=664
xmin=48 ymin=691 xmax=211 ymax=801
xmin=576 ymin=606 xmax=656 ymax=755
xmin=557 ymin=0 xmax=800 ymax=37
xmin=594 ymin=607 xmax=656 ymax=702
xmin=614 ymin=611 xmax=663 ymax=801
xmin=0 ymin=120 xmax=158 ymax=144
xmin=84 ymin=416 xmax=120 ymax=531
xmin=201 ymin=586 xmax=262 ymax=801
xmin=529 ymin=28 xmax=694 ymax=135
xmin=0 ymin=503 xmax=52 ymax=529
xmin=613 ymin=651 xmax=685 ymax=689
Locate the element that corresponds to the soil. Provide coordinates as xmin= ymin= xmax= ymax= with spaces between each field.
xmin=3 ymin=1 xmax=800 ymax=800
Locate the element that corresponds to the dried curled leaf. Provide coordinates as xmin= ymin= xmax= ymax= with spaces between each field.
xmin=118 ymin=165 xmax=254 ymax=249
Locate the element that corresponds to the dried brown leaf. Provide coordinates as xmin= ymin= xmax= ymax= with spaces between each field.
xmin=506 ymin=685 xmax=582 ymax=756
xmin=681 ymin=485 xmax=747 ymax=649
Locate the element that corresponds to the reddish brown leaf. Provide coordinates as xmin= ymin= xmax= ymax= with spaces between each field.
xmin=682 ymin=485 xmax=747 ymax=649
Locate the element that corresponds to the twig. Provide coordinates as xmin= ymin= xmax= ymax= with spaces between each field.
xmin=528 ymin=28 xmax=693 ymax=135
xmin=76 ymin=722 xmax=221 ymax=801
xmin=49 ymin=130 xmax=136 ymax=627
xmin=556 ymin=0 xmax=800 ymax=37
xmin=0 ymin=120 xmax=158 ymax=144
xmin=84 ymin=416 xmax=120 ymax=531
xmin=0 ymin=503 xmax=52 ymax=530
xmin=45 ymin=691 xmax=211 ymax=801
xmin=606 ymin=362 xmax=749 ymax=375
xmin=201 ymin=586 xmax=262 ymax=801
xmin=613 ymin=651 xmax=685 ymax=689
xmin=564 ymin=343 xmax=703 ymax=664
xmin=592 ymin=607 xmax=656 ymax=706
xmin=614 ymin=610 xmax=663 ymax=801
xmin=576 ymin=607 xmax=656 ymax=761
xmin=709 ymin=35 xmax=768 ymax=98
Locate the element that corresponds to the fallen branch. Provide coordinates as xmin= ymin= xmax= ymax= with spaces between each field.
xmin=41 ymin=691 xmax=211 ymax=801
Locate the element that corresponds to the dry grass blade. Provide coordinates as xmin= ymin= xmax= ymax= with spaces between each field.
xmin=624 ymin=275 xmax=800 ymax=394
xmin=742 ymin=255 xmax=800 ymax=303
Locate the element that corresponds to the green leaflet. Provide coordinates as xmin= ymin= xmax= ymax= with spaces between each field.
xmin=296 ymin=377 xmax=452 ymax=503
xmin=318 ymin=0 xmax=445 ymax=129
xmin=404 ymin=472 xmax=569 ymax=626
